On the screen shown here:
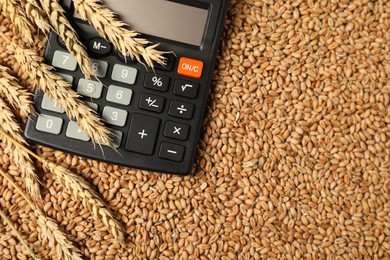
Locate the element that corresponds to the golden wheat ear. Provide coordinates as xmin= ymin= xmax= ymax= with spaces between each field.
xmin=38 ymin=0 xmax=94 ymax=79
xmin=19 ymin=0 xmax=50 ymax=34
xmin=0 ymin=168 xmax=83 ymax=260
xmin=73 ymin=0 xmax=166 ymax=69
xmin=0 ymin=99 xmax=41 ymax=202
xmin=0 ymin=64 xmax=35 ymax=117
xmin=0 ymin=0 xmax=36 ymax=44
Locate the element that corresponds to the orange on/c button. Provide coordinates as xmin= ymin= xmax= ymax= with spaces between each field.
xmin=177 ymin=57 xmax=204 ymax=79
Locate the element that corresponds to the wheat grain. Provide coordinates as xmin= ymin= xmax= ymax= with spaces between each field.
xmin=0 ymin=64 xmax=35 ymax=117
xmin=0 ymin=0 xmax=35 ymax=44
xmin=0 ymin=209 xmax=41 ymax=260
xmin=0 ymin=98 xmax=41 ymax=202
xmin=0 ymin=168 xmax=83 ymax=260
xmin=38 ymin=0 xmax=93 ymax=79
xmin=49 ymin=163 xmax=125 ymax=244
xmin=0 ymin=35 xmax=113 ymax=147
xmin=19 ymin=0 xmax=50 ymax=34
xmin=73 ymin=0 xmax=166 ymax=68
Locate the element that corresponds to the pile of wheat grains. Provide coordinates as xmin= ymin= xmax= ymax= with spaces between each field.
xmin=0 ymin=0 xmax=389 ymax=259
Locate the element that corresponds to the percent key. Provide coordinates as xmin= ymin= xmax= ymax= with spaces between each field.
xmin=144 ymin=73 xmax=170 ymax=92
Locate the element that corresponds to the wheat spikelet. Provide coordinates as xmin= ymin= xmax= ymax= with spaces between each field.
xmin=0 ymin=97 xmax=41 ymax=202
xmin=0 ymin=168 xmax=83 ymax=260
xmin=0 ymin=209 xmax=41 ymax=260
xmin=0 ymin=0 xmax=35 ymax=44
xmin=49 ymin=163 xmax=125 ymax=244
xmin=19 ymin=0 xmax=50 ymax=34
xmin=0 ymin=64 xmax=35 ymax=117
xmin=73 ymin=0 xmax=166 ymax=68
xmin=1 ymin=37 xmax=113 ymax=148
xmin=38 ymin=0 xmax=93 ymax=79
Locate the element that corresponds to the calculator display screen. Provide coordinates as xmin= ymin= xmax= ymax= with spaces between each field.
xmin=103 ymin=0 xmax=209 ymax=46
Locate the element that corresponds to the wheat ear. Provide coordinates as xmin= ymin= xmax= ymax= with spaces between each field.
xmin=0 ymin=168 xmax=83 ymax=260
xmin=0 ymin=33 xmax=113 ymax=148
xmin=0 ymin=98 xmax=41 ymax=202
xmin=0 ymin=129 xmax=125 ymax=244
xmin=0 ymin=0 xmax=35 ymax=44
xmin=37 ymin=0 xmax=93 ymax=79
xmin=0 ymin=65 xmax=35 ymax=117
xmin=19 ymin=0 xmax=50 ymax=34
xmin=50 ymin=164 xmax=125 ymax=244
xmin=73 ymin=0 xmax=166 ymax=68
xmin=0 ymin=209 xmax=41 ymax=260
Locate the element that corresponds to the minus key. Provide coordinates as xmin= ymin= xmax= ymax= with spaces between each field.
xmin=159 ymin=142 xmax=185 ymax=162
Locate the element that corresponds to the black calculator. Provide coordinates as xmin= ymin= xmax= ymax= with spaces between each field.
xmin=24 ymin=0 xmax=228 ymax=175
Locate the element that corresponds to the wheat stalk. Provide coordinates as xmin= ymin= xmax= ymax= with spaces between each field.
xmin=50 ymin=164 xmax=125 ymax=244
xmin=0 ymin=128 xmax=125 ymax=244
xmin=0 ymin=0 xmax=35 ymax=44
xmin=0 ymin=97 xmax=41 ymax=202
xmin=0 ymin=209 xmax=41 ymax=260
xmin=0 ymin=32 xmax=113 ymax=148
xmin=0 ymin=64 xmax=35 ymax=117
xmin=38 ymin=0 xmax=93 ymax=79
xmin=73 ymin=0 xmax=166 ymax=68
xmin=0 ymin=168 xmax=83 ymax=260
xmin=19 ymin=0 xmax=50 ymax=34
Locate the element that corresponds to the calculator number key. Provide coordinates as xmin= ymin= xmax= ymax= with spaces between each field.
xmin=90 ymin=59 xmax=108 ymax=78
xmin=52 ymin=51 xmax=77 ymax=71
xmin=125 ymin=114 xmax=160 ymax=155
xmin=111 ymin=64 xmax=137 ymax=85
xmin=159 ymin=143 xmax=185 ymax=162
xmin=144 ymin=73 xmax=170 ymax=92
xmin=168 ymin=100 xmax=195 ymax=120
xmin=77 ymin=79 xmax=103 ymax=99
xmin=66 ymin=121 xmax=90 ymax=142
xmin=139 ymin=94 xmax=165 ymax=113
xmin=41 ymin=94 xmax=64 ymax=113
xmin=102 ymin=107 xmax=128 ymax=127
xmin=106 ymin=85 xmax=133 ymax=106
xmin=36 ymin=114 xmax=63 ymax=135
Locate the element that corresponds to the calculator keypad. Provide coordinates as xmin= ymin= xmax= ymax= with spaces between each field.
xmin=28 ymin=28 xmax=211 ymax=175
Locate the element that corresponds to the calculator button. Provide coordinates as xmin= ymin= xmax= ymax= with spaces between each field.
xmin=168 ymin=100 xmax=194 ymax=119
xmin=36 ymin=114 xmax=63 ymax=135
xmin=106 ymin=85 xmax=133 ymax=106
xmin=111 ymin=64 xmax=137 ymax=85
xmin=88 ymin=37 xmax=112 ymax=55
xmin=55 ymin=73 xmax=73 ymax=84
xmin=159 ymin=143 xmax=185 ymax=162
xmin=90 ymin=59 xmax=108 ymax=78
xmin=57 ymin=36 xmax=66 ymax=48
xmin=41 ymin=94 xmax=64 ymax=113
xmin=144 ymin=73 xmax=170 ymax=92
xmin=164 ymin=121 xmax=190 ymax=141
xmin=173 ymin=79 xmax=199 ymax=99
xmin=125 ymin=114 xmax=160 ymax=155
xmin=66 ymin=121 xmax=90 ymax=142
xmin=139 ymin=94 xmax=165 ymax=113
xmin=86 ymin=102 xmax=98 ymax=112
xmin=77 ymin=79 xmax=103 ymax=98
xmin=102 ymin=106 xmax=128 ymax=127
xmin=117 ymin=52 xmax=135 ymax=63
xmin=52 ymin=51 xmax=77 ymax=71
xmin=177 ymin=57 xmax=204 ymax=79
xmin=102 ymin=130 xmax=123 ymax=148
xmin=154 ymin=53 xmax=175 ymax=71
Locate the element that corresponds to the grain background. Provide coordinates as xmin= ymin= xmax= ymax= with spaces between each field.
xmin=0 ymin=0 xmax=389 ymax=259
